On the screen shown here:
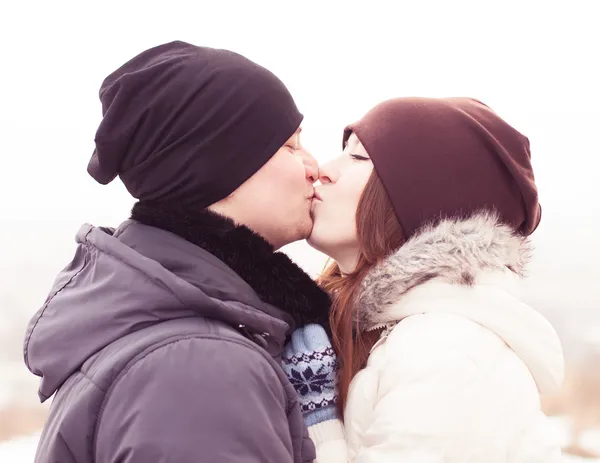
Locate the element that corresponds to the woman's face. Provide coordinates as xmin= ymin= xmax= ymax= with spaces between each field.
xmin=308 ymin=133 xmax=374 ymax=273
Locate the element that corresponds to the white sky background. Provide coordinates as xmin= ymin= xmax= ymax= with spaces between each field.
xmin=1 ymin=1 xmax=599 ymax=356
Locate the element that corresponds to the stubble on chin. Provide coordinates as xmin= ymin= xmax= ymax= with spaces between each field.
xmin=292 ymin=210 xmax=315 ymax=244
xmin=271 ymin=214 xmax=313 ymax=250
xmin=295 ymin=214 xmax=314 ymax=242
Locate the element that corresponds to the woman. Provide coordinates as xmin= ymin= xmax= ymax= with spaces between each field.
xmin=282 ymin=97 xmax=565 ymax=462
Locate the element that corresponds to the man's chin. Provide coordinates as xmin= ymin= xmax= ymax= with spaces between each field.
xmin=297 ymin=217 xmax=314 ymax=242
xmin=273 ymin=217 xmax=313 ymax=250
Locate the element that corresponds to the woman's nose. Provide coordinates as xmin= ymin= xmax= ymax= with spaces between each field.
xmin=318 ymin=160 xmax=337 ymax=184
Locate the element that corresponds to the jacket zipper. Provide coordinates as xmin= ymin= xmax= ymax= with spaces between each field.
xmin=369 ymin=321 xmax=398 ymax=353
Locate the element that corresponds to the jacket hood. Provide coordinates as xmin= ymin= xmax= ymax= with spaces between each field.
xmin=357 ymin=212 xmax=564 ymax=394
xmin=25 ymin=211 xmax=329 ymax=401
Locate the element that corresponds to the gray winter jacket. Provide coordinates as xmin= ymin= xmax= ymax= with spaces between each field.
xmin=24 ymin=204 xmax=330 ymax=462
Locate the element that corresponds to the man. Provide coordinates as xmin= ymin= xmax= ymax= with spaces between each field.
xmin=24 ymin=41 xmax=330 ymax=462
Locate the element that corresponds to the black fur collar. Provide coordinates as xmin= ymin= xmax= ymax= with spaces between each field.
xmin=131 ymin=201 xmax=331 ymax=332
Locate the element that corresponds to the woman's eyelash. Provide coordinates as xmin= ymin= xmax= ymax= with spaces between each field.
xmin=350 ymin=154 xmax=369 ymax=160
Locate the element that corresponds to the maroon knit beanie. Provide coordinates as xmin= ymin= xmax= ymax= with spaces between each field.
xmin=88 ymin=41 xmax=303 ymax=207
xmin=344 ymin=97 xmax=541 ymax=239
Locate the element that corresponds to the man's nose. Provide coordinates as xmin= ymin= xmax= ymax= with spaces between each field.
xmin=300 ymin=150 xmax=319 ymax=183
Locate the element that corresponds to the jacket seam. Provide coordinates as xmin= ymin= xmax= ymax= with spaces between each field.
xmin=79 ymin=369 xmax=108 ymax=394
xmin=58 ymin=431 xmax=79 ymax=462
xmin=24 ymin=228 xmax=93 ymax=372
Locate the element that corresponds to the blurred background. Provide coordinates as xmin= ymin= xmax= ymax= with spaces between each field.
xmin=1 ymin=0 xmax=599 ymax=460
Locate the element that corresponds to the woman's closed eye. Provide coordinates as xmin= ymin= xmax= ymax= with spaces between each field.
xmin=350 ymin=153 xmax=369 ymax=161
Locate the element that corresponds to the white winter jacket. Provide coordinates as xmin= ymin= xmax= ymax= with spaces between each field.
xmin=310 ymin=213 xmax=565 ymax=463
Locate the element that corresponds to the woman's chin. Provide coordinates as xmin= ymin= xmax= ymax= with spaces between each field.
xmin=306 ymin=233 xmax=319 ymax=250
xmin=306 ymin=229 xmax=327 ymax=255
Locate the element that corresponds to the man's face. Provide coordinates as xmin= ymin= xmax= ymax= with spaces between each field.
xmin=210 ymin=128 xmax=319 ymax=249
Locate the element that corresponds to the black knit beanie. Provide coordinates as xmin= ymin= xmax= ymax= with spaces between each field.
xmin=88 ymin=41 xmax=303 ymax=207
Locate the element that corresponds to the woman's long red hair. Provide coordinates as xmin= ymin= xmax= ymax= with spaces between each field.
xmin=318 ymin=171 xmax=404 ymax=417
